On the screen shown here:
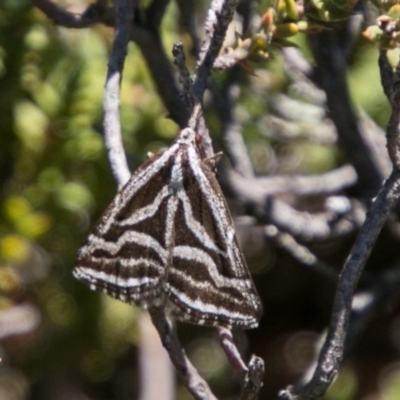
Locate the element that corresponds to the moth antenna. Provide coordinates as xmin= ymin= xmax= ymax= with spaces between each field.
xmin=205 ymin=152 xmax=223 ymax=170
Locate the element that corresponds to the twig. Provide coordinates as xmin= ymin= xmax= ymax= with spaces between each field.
xmin=131 ymin=18 xmax=190 ymax=128
xmin=216 ymin=327 xmax=264 ymax=400
xmin=102 ymin=0 xmax=133 ymax=188
xmin=217 ymin=326 xmax=248 ymax=375
xmin=241 ymin=355 xmax=265 ymax=400
xmin=379 ymin=50 xmax=400 ymax=171
xmin=172 ymin=42 xmax=195 ymax=111
xmin=193 ymin=0 xmax=240 ymax=100
xmin=189 ymin=0 xmax=240 ymax=159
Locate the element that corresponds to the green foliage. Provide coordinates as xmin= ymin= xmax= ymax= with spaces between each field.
xmin=325 ymin=366 xmax=358 ymax=400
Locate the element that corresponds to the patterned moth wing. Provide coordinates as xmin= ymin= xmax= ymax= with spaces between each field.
xmin=74 ymin=128 xmax=262 ymax=328
xmin=74 ymin=147 xmax=178 ymax=307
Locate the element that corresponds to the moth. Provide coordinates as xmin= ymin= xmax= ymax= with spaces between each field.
xmin=74 ymin=128 xmax=261 ymax=328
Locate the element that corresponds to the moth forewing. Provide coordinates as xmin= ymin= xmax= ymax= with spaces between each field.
xmin=74 ymin=149 xmax=178 ymax=306
xmin=165 ymin=146 xmax=261 ymax=327
xmin=74 ymin=128 xmax=261 ymax=329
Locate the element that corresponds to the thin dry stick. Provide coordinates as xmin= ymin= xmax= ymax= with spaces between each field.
xmin=103 ymin=0 xmax=132 ymax=188
xmin=189 ymin=0 xmax=240 ymax=159
xmin=216 ymin=327 xmax=264 ymax=400
xmin=172 ymin=42 xmax=195 ymax=111
xmin=193 ymin=0 xmax=240 ymax=99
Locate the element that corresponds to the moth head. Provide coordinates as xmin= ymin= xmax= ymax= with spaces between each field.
xmin=178 ymin=128 xmax=196 ymax=145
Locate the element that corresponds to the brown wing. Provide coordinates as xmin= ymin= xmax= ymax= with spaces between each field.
xmin=166 ymin=148 xmax=262 ymax=329
xmin=74 ymin=146 xmax=178 ymax=307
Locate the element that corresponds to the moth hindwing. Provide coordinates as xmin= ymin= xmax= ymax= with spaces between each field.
xmin=74 ymin=128 xmax=261 ymax=328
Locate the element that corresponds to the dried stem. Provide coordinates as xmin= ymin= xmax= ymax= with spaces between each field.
xmin=102 ymin=0 xmax=133 ymax=187
xmin=194 ymin=0 xmax=240 ymax=99
xmin=189 ymin=0 xmax=240 ymax=159
xmin=172 ymin=42 xmax=195 ymax=111
xmin=216 ymin=327 xmax=264 ymax=400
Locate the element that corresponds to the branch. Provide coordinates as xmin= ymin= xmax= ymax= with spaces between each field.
xmin=380 ymin=50 xmax=400 ymax=170
xmin=172 ymin=42 xmax=195 ymax=111
xmin=102 ymin=0 xmax=133 ymax=188
xmin=190 ymin=0 xmax=241 ymax=160
xmin=216 ymin=327 xmax=264 ymax=400
xmin=131 ymin=19 xmax=190 ymax=128
xmin=193 ymin=0 xmax=240 ymax=100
